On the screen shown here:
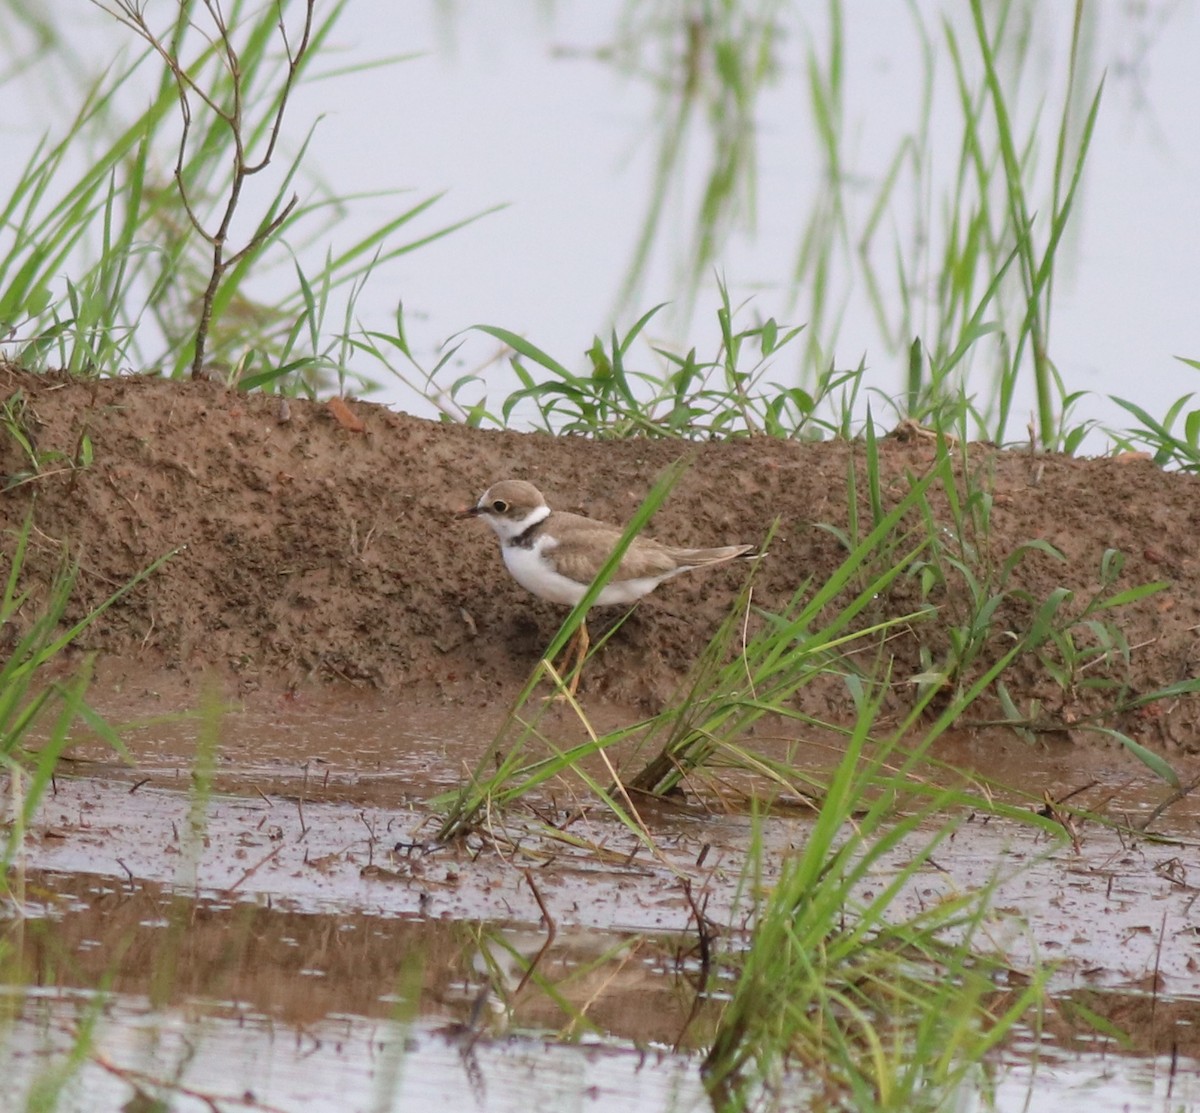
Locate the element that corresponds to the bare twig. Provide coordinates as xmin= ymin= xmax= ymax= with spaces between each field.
xmin=513 ymin=869 xmax=557 ymax=997
xmin=94 ymin=0 xmax=317 ymax=377
xmin=1137 ymin=771 xmax=1200 ymax=832
xmin=225 ymin=843 xmax=286 ymax=894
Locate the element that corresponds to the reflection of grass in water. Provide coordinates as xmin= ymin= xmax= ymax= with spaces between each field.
xmin=4 ymin=812 xmax=432 ymax=1107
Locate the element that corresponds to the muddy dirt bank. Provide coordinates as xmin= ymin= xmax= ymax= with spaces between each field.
xmin=3 ymin=365 xmax=1200 ymax=752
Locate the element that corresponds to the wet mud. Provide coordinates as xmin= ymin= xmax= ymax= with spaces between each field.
xmin=3 ymin=683 xmax=1200 ymax=1110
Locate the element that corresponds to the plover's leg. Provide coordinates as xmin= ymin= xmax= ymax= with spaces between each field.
xmin=564 ymin=620 xmax=590 ymax=697
xmin=545 ymin=619 xmax=590 ymax=701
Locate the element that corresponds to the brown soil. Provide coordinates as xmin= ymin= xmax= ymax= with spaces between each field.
xmin=3 ymin=363 xmax=1200 ymax=753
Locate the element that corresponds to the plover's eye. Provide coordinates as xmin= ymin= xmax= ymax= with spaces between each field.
xmin=491 ymin=499 xmax=508 ymax=513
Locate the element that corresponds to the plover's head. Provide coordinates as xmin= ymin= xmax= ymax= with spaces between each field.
xmin=457 ymin=480 xmax=551 ymax=541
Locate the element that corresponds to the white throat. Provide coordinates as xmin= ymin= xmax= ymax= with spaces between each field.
xmin=485 ymin=502 xmax=550 ymax=542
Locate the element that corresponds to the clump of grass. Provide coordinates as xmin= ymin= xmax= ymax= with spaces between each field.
xmin=630 ymin=425 xmax=1183 ymax=803
xmin=1 ymin=518 xmax=176 ymax=886
xmin=894 ymin=438 xmax=1180 ymax=783
xmin=701 ymin=693 xmax=1049 ymax=1111
xmin=625 ymin=466 xmax=938 ymax=799
xmin=687 ymin=554 xmax=1082 ymax=1106
xmin=1108 ymin=363 xmax=1200 ymax=470
xmin=385 ymin=280 xmax=873 ymax=439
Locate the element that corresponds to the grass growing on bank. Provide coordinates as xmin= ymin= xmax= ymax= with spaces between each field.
xmin=3 ymin=2 xmax=1197 ymax=478
xmin=4 ymin=0 xmax=1184 ymax=465
xmin=439 ymin=423 xmax=1178 ymax=852
xmin=0 ymin=0 xmax=485 ymax=393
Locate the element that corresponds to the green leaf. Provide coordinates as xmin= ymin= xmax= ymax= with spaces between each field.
xmin=1091 ymin=581 xmax=1168 ymax=612
xmin=1087 ymin=727 xmax=1178 ymax=787
xmin=471 ymin=324 xmax=575 ymax=381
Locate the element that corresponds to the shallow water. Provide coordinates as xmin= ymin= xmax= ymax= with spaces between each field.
xmin=4 ymin=987 xmax=712 ymax=1113
xmin=10 ymin=982 xmax=1197 ymax=1113
xmin=5 ymin=683 xmax=1200 ymax=1111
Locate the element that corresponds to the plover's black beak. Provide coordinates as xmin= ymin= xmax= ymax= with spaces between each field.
xmin=455 ymin=504 xmax=482 ymax=520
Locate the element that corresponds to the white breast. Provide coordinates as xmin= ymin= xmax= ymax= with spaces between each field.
xmin=502 ymin=536 xmax=589 ymax=605
xmin=501 ymin=535 xmax=675 ymax=607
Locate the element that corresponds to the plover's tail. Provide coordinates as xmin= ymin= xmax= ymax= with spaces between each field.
xmin=667 ymin=543 xmax=760 ymax=569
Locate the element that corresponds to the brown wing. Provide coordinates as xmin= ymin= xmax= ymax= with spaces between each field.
xmin=545 ymin=511 xmax=752 ymax=582
xmin=542 ymin=512 xmax=681 ymax=582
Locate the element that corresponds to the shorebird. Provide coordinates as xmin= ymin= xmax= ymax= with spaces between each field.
xmin=458 ymin=479 xmax=756 ymax=695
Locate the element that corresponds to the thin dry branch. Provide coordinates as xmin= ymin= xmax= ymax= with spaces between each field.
xmin=93 ymin=0 xmax=317 ymax=378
